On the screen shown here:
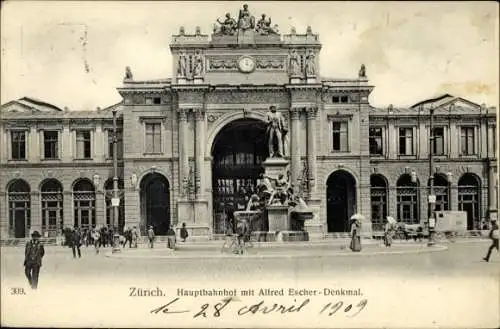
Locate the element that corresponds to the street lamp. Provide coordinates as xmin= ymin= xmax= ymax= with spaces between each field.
xmin=111 ymin=108 xmax=121 ymax=253
xmin=428 ymin=106 xmax=436 ymax=247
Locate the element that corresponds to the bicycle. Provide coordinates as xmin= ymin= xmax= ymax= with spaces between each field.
xmin=221 ymin=234 xmax=253 ymax=254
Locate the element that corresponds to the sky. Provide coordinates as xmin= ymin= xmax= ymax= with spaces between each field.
xmin=1 ymin=1 xmax=499 ymax=110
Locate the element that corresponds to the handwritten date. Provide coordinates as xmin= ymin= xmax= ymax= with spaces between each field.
xmin=150 ymin=297 xmax=368 ymax=318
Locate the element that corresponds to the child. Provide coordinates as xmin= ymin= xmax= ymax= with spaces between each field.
xmin=180 ymin=223 xmax=189 ymax=242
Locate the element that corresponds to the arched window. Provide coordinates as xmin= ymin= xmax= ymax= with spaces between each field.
xmin=8 ymin=179 xmax=31 ymax=238
xmin=396 ymin=174 xmax=420 ymax=224
xmin=73 ymin=179 xmax=96 ymax=229
xmin=432 ymin=174 xmax=450 ymax=211
xmin=104 ymin=178 xmax=125 ymax=232
xmin=370 ymin=174 xmax=388 ymax=231
xmin=458 ymin=174 xmax=481 ymax=230
xmin=41 ymin=179 xmax=63 ymax=236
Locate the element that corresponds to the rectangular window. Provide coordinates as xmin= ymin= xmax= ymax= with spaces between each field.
xmin=398 ymin=128 xmax=414 ymax=155
xmin=11 ymin=131 xmax=26 ymax=160
xmin=145 ymin=123 xmax=162 ymax=153
xmin=43 ymin=131 xmax=59 ymax=159
xmin=107 ymin=130 xmax=123 ymax=159
xmin=76 ymin=131 xmax=92 ymax=159
xmin=153 ymin=97 xmax=162 ymax=104
xmin=332 ymin=96 xmax=340 ymax=103
xmin=369 ymin=127 xmax=383 ymax=155
xmin=431 ymin=127 xmax=445 ymax=155
xmin=460 ymin=127 xmax=475 ymax=155
xmin=332 ymin=122 xmax=348 ymax=152
xmin=340 ymin=96 xmax=349 ymax=103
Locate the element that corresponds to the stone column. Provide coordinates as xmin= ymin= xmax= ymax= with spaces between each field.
xmin=194 ymin=108 xmax=205 ymax=199
xmin=289 ymin=107 xmax=301 ymax=189
xmin=29 ymin=126 xmax=39 ymax=162
xmin=489 ymin=163 xmax=498 ymax=221
xmin=62 ymin=123 xmax=72 ymax=162
xmin=450 ymin=184 xmax=458 ymax=211
xmin=30 ymin=191 xmax=41 ymax=235
xmin=95 ymin=191 xmax=106 ymax=228
xmin=63 ymin=191 xmax=73 ymax=229
xmin=178 ymin=109 xmax=189 ymax=198
xmin=0 ymin=192 xmax=8 ymax=239
xmin=306 ymin=107 xmax=317 ymax=196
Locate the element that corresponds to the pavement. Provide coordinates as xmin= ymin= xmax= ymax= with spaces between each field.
xmin=1 ymin=239 xmax=499 ymax=328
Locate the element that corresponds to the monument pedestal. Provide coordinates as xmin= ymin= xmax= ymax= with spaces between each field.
xmin=177 ymin=199 xmax=210 ymax=240
xmin=290 ymin=76 xmax=302 ymax=84
xmin=177 ymin=76 xmax=187 ymax=84
xmin=262 ymin=157 xmax=289 ymax=180
xmin=267 ymin=205 xmax=290 ymax=232
xmin=237 ymin=29 xmax=255 ymax=46
xmin=193 ymin=77 xmax=204 ymax=84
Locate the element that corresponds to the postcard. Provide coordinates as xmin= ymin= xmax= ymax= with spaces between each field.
xmin=1 ymin=1 xmax=499 ymax=328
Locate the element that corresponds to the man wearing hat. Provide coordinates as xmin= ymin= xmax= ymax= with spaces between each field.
xmin=24 ymin=230 xmax=45 ymax=289
xmin=483 ymin=219 xmax=499 ymax=262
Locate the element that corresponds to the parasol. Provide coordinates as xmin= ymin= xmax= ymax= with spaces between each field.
xmin=386 ymin=216 xmax=397 ymax=225
xmin=350 ymin=213 xmax=366 ymax=221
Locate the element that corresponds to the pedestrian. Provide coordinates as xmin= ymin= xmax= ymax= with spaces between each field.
xmin=132 ymin=226 xmax=139 ymax=248
xmin=24 ymin=230 xmax=45 ymax=290
xmin=167 ymin=225 xmax=176 ymax=250
xmin=147 ymin=225 xmax=155 ymax=248
xmin=71 ymin=227 xmax=82 ymax=258
xmin=92 ymin=228 xmax=101 ymax=254
xmin=180 ymin=222 xmax=189 ymax=242
xmin=384 ymin=216 xmax=396 ymax=247
xmin=349 ymin=218 xmax=362 ymax=252
xmin=483 ymin=219 xmax=499 ymax=262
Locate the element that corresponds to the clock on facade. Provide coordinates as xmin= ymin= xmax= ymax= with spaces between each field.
xmin=238 ymin=56 xmax=256 ymax=73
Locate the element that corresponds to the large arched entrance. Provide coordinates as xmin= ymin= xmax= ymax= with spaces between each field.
xmin=211 ymin=118 xmax=267 ymax=234
xmin=7 ymin=179 xmax=31 ymax=238
xmin=326 ymin=170 xmax=357 ymax=232
xmin=140 ymin=173 xmax=170 ymax=235
xmin=458 ymin=173 xmax=481 ymax=230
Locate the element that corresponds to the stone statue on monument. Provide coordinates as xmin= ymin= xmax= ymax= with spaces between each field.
xmin=124 ymin=66 xmax=133 ymax=80
xmin=304 ymin=50 xmax=316 ymax=77
xmin=177 ymin=51 xmax=188 ymax=77
xmin=358 ymin=64 xmax=366 ymax=78
xmin=192 ymin=50 xmax=204 ymax=77
xmin=256 ymin=14 xmax=278 ymax=35
xmin=238 ymin=4 xmax=255 ymax=31
xmin=288 ymin=49 xmax=301 ymax=76
xmin=266 ymin=105 xmax=287 ymax=158
xmin=216 ymin=13 xmax=237 ymax=35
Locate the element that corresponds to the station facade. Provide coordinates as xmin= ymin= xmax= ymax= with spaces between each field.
xmin=0 ymin=6 xmax=498 ymax=239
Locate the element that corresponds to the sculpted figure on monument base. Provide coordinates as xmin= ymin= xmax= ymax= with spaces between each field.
xmin=266 ymin=105 xmax=287 ymax=158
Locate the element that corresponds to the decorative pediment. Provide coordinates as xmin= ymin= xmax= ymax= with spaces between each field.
xmin=1 ymin=101 xmax=37 ymax=114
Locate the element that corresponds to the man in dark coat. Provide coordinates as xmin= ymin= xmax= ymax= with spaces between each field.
xmin=24 ymin=230 xmax=45 ymax=289
xmin=71 ymin=227 xmax=82 ymax=258
xmin=483 ymin=219 xmax=499 ymax=262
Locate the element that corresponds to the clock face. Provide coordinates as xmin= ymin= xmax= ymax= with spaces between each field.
xmin=238 ymin=56 xmax=256 ymax=73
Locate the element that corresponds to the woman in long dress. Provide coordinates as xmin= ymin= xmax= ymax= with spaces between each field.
xmin=350 ymin=219 xmax=362 ymax=252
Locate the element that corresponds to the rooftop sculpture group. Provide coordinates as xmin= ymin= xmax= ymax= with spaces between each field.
xmin=214 ymin=4 xmax=279 ymax=36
